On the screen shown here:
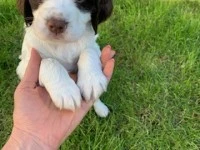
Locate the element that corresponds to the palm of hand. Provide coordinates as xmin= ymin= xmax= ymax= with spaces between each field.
xmin=14 ymin=84 xmax=90 ymax=147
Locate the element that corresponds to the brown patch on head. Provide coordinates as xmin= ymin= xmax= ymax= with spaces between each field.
xmin=75 ymin=0 xmax=113 ymax=34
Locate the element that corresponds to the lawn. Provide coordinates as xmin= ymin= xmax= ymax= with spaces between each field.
xmin=0 ymin=0 xmax=200 ymax=149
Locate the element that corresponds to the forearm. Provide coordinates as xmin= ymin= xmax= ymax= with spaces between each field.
xmin=3 ymin=127 xmax=56 ymax=150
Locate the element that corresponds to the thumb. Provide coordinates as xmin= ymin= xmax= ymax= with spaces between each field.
xmin=22 ymin=49 xmax=41 ymax=85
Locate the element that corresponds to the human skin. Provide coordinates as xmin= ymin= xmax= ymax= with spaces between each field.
xmin=3 ymin=45 xmax=115 ymax=150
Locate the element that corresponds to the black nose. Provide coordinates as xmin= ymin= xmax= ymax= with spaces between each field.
xmin=47 ymin=18 xmax=67 ymax=34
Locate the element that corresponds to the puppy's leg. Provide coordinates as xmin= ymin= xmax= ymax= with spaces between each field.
xmin=39 ymin=58 xmax=81 ymax=110
xmin=77 ymin=47 xmax=108 ymax=101
xmin=93 ymin=99 xmax=109 ymax=118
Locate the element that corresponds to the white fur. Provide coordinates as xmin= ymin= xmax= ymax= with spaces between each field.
xmin=17 ymin=0 xmax=109 ymax=117
xmin=93 ymin=99 xmax=110 ymax=118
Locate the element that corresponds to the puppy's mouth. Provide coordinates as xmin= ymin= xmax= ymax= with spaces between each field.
xmin=50 ymin=33 xmax=64 ymax=40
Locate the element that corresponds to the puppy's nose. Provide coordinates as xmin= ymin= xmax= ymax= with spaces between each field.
xmin=47 ymin=18 xmax=67 ymax=34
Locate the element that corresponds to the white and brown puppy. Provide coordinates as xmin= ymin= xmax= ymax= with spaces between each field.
xmin=16 ymin=0 xmax=113 ymax=117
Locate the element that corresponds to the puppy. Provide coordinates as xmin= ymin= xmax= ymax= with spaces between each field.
xmin=16 ymin=0 xmax=113 ymax=117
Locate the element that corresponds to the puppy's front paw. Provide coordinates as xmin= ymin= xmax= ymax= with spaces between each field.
xmin=77 ymin=71 xmax=108 ymax=101
xmin=48 ymin=80 xmax=81 ymax=110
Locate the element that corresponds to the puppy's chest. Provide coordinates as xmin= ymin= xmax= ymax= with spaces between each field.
xmin=40 ymin=44 xmax=82 ymax=72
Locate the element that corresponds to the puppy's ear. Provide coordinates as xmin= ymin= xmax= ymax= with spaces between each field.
xmin=91 ymin=0 xmax=113 ymax=34
xmin=17 ymin=0 xmax=25 ymax=15
xmin=16 ymin=0 xmax=42 ymax=15
xmin=98 ymin=0 xmax=113 ymax=24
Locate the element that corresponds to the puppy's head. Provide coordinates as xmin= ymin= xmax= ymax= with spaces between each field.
xmin=17 ymin=0 xmax=113 ymax=42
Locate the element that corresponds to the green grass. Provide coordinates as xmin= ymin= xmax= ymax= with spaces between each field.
xmin=0 ymin=0 xmax=200 ymax=149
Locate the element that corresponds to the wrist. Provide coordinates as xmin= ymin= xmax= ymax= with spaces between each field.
xmin=3 ymin=127 xmax=57 ymax=150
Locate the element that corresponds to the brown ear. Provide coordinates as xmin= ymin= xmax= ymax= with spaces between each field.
xmin=17 ymin=0 xmax=42 ymax=15
xmin=98 ymin=0 xmax=113 ymax=24
xmin=17 ymin=0 xmax=25 ymax=15
xmin=91 ymin=0 xmax=113 ymax=34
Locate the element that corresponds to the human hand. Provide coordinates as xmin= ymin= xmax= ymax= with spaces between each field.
xmin=3 ymin=45 xmax=115 ymax=150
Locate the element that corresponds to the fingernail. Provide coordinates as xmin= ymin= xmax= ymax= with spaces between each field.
xmin=106 ymin=45 xmax=111 ymax=49
xmin=111 ymin=50 xmax=116 ymax=58
xmin=110 ymin=58 xmax=115 ymax=62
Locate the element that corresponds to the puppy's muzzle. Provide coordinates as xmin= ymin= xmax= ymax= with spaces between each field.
xmin=47 ymin=18 xmax=68 ymax=35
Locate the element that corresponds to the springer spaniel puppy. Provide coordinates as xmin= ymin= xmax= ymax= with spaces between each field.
xmin=16 ymin=0 xmax=113 ymax=117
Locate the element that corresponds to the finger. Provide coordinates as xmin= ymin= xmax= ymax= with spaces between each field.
xmin=22 ymin=49 xmax=41 ymax=84
xmin=103 ymin=58 xmax=115 ymax=81
xmin=64 ymin=101 xmax=93 ymax=136
xmin=101 ymin=45 xmax=116 ymax=68
xmin=75 ymin=101 xmax=93 ymax=118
